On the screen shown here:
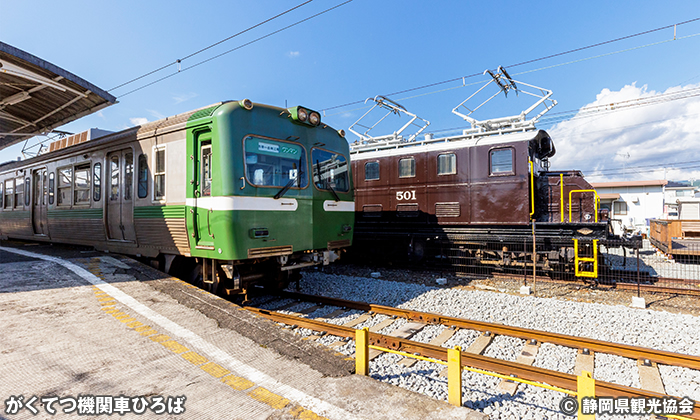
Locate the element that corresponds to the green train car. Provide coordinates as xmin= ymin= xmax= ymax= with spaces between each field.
xmin=0 ymin=100 xmax=354 ymax=296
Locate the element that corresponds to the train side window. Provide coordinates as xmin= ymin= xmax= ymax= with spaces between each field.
xmin=74 ymin=164 xmax=91 ymax=205
xmin=49 ymin=172 xmax=55 ymax=205
xmin=154 ymin=147 xmax=166 ymax=200
xmin=25 ymin=177 xmax=30 ymax=206
xmin=365 ymin=162 xmax=379 ymax=181
xmin=201 ymin=143 xmax=212 ymax=196
xmin=124 ymin=153 xmax=133 ymax=201
xmin=4 ymin=179 xmax=13 ymax=209
xmin=14 ymin=177 xmax=24 ymax=208
xmin=614 ymin=201 xmax=628 ymax=215
xmin=93 ymin=163 xmax=102 ymax=202
xmin=437 ymin=153 xmax=457 ymax=175
xmin=0 ymin=180 xmax=3 ymax=208
xmin=57 ymin=167 xmax=72 ymax=206
xmin=110 ymin=156 xmax=119 ymax=201
xmin=398 ymin=157 xmax=415 ymax=178
xmin=137 ymin=154 xmax=148 ymax=199
xmin=490 ymin=148 xmax=513 ymax=175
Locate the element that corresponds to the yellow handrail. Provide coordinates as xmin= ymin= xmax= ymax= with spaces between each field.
xmin=569 ymin=189 xmax=599 ymax=223
xmin=560 ymin=173 xmax=564 ymax=223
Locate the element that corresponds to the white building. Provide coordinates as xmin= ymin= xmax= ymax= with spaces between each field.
xmin=663 ymin=181 xmax=697 ymax=219
xmin=591 ymin=180 xmax=667 ymax=236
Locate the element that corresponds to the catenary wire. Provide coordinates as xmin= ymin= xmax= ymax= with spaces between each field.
xmin=108 ymin=0 xmax=314 ymax=92
xmin=117 ymin=0 xmax=353 ymax=99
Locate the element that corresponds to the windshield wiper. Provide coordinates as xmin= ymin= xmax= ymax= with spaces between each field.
xmin=316 ymin=159 xmax=340 ymax=202
xmin=275 ymin=158 xmax=303 ymax=199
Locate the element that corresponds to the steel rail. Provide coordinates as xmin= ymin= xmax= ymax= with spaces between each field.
xmin=276 ymin=291 xmax=700 ymax=371
xmin=245 ymin=305 xmax=700 ymax=418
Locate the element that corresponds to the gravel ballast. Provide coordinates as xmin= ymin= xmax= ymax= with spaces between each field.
xmin=288 ymin=269 xmax=700 ymax=419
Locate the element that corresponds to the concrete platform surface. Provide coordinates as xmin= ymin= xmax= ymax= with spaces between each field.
xmin=0 ymin=243 xmax=486 ymax=420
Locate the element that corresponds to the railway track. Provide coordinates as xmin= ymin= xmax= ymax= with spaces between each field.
xmin=245 ymin=291 xmax=700 ymax=418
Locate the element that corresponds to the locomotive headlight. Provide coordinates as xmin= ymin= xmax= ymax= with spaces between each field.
xmin=309 ymin=111 xmax=320 ymax=126
xmin=297 ymin=107 xmax=308 ymax=122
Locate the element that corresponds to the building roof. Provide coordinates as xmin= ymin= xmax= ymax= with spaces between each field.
xmin=591 ymin=179 xmax=668 ymax=188
xmin=598 ymin=193 xmax=621 ymax=200
xmin=0 ymin=41 xmax=116 ymax=151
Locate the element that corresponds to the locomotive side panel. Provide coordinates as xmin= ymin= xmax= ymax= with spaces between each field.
xmin=388 ymin=152 xmax=428 ymax=224
xmin=469 ymin=141 xmax=530 ymax=225
xmin=425 ymin=147 xmax=470 ymax=225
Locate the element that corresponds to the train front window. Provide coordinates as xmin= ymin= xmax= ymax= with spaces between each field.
xmin=244 ymin=136 xmax=308 ymax=188
xmin=312 ymin=148 xmax=349 ymax=192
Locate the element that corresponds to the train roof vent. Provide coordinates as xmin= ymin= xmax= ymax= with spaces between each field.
xmin=47 ymin=128 xmax=113 ymax=153
xmin=451 ymin=66 xmax=557 ymax=134
xmin=348 ymin=95 xmax=430 ymax=152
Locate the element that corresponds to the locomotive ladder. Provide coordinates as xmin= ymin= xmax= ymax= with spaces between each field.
xmin=569 ymin=190 xmax=600 ymax=278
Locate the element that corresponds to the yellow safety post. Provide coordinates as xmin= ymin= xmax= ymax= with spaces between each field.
xmin=447 ymin=346 xmax=462 ymax=407
xmin=355 ymin=327 xmax=369 ymax=376
xmin=577 ymin=370 xmax=595 ymax=419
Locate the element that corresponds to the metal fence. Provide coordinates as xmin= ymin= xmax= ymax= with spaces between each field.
xmin=415 ymin=236 xmax=700 ymax=296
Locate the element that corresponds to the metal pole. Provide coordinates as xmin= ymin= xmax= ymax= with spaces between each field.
xmin=636 ymin=246 xmax=641 ymax=298
xmin=532 ymin=221 xmax=537 ymax=294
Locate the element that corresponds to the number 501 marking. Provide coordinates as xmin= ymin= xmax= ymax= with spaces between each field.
xmin=396 ymin=190 xmax=416 ymax=201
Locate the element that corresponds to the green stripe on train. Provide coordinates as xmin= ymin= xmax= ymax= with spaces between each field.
xmin=48 ymin=209 xmax=103 ymax=219
xmin=134 ymin=205 xmax=185 ymax=219
xmin=0 ymin=210 xmax=30 ymax=219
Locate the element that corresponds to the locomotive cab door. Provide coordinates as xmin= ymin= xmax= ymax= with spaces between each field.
xmin=106 ymin=150 xmax=136 ymax=242
xmin=32 ymin=169 xmax=48 ymax=235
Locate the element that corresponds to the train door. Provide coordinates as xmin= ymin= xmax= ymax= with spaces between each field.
xmin=189 ymin=130 xmax=214 ymax=250
xmin=106 ymin=150 xmax=136 ymax=241
xmin=32 ymin=169 xmax=48 ymax=235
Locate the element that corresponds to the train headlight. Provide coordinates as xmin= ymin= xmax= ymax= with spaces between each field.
xmin=297 ymin=107 xmax=308 ymax=122
xmin=309 ymin=111 xmax=320 ymax=126
xmin=239 ymin=98 xmax=254 ymax=110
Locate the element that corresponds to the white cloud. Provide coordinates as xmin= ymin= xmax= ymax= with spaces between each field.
xmin=96 ymin=111 xmax=105 ymax=119
xmin=287 ymin=51 xmax=300 ymax=58
xmin=173 ymin=92 xmax=198 ymax=104
xmin=549 ymin=82 xmax=700 ymax=182
xmin=129 ymin=117 xmax=148 ymax=126
xmin=148 ymin=109 xmax=166 ymax=120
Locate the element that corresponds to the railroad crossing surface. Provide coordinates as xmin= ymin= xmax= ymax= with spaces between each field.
xmin=0 ymin=242 xmax=485 ymax=420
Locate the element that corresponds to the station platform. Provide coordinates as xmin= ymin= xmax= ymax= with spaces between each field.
xmin=0 ymin=242 xmax=485 ymax=420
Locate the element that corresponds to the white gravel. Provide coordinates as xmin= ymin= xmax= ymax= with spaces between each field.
xmin=293 ymin=270 xmax=700 ymax=419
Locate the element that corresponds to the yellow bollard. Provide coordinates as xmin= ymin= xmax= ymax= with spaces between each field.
xmin=355 ymin=327 xmax=369 ymax=376
xmin=447 ymin=346 xmax=462 ymax=407
xmin=577 ymin=370 xmax=595 ymax=419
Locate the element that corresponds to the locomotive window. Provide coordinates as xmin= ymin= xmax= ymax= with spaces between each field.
xmin=49 ymin=172 xmax=55 ymax=205
xmin=110 ymin=156 xmax=120 ymax=201
xmin=58 ymin=167 xmax=72 ymax=206
xmin=201 ymin=143 xmax=212 ymax=196
xmin=154 ymin=148 xmax=166 ymax=200
xmin=74 ymin=164 xmax=91 ymax=205
xmin=490 ymin=148 xmax=513 ymax=175
xmin=244 ymin=136 xmax=308 ymax=188
xmin=365 ymin=162 xmax=379 ymax=181
xmin=614 ymin=201 xmax=628 ymax=215
xmin=25 ymin=177 xmax=30 ymax=206
xmin=138 ymin=154 xmax=148 ymax=199
xmin=15 ymin=177 xmax=24 ymax=208
xmin=312 ymin=148 xmax=349 ymax=192
xmin=398 ymin=157 xmax=415 ymax=178
xmin=93 ymin=163 xmax=102 ymax=202
xmin=4 ymin=179 xmax=12 ymax=209
xmin=124 ymin=153 xmax=133 ymax=201
xmin=437 ymin=153 xmax=456 ymax=175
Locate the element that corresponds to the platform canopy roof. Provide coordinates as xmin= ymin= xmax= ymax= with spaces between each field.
xmin=0 ymin=41 xmax=116 ymax=151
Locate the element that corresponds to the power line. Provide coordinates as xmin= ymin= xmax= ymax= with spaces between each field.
xmin=109 ymin=0 xmax=314 ymax=92
xmin=117 ymin=1 xmax=353 ymax=99
xmin=321 ymin=17 xmax=700 ymax=113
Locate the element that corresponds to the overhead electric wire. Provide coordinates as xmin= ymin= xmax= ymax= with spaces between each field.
xmin=321 ymin=17 xmax=700 ymax=113
xmin=116 ymin=0 xmax=353 ymax=99
xmin=108 ymin=0 xmax=314 ymax=92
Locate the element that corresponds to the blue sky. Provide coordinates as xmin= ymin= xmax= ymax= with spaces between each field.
xmin=2 ymin=1 xmax=700 ymax=181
